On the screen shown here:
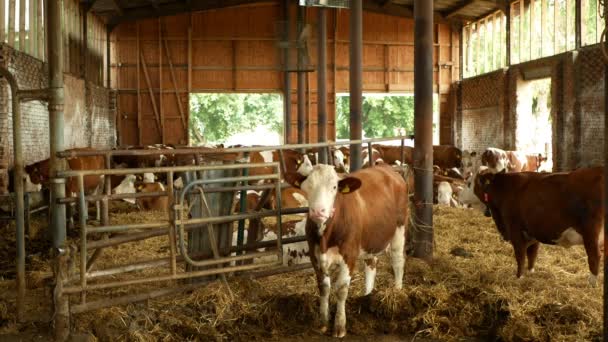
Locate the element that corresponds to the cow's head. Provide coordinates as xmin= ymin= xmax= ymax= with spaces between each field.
xmin=285 ymin=164 xmax=361 ymax=228
xmin=332 ymin=149 xmax=350 ymax=173
xmin=25 ymin=160 xmax=49 ymax=185
xmin=473 ymin=167 xmax=505 ymax=217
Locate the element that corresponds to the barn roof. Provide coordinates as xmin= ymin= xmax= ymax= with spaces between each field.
xmin=85 ymin=0 xmax=509 ymax=30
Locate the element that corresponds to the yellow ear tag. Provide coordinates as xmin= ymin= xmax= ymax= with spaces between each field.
xmin=297 ymin=160 xmax=302 ymax=165
xmin=341 ymin=185 xmax=350 ymax=193
xmin=137 ymin=185 xmax=143 ymax=190
xmin=294 ymin=180 xmax=300 ymax=187
xmin=484 ymin=179 xmax=490 ymax=185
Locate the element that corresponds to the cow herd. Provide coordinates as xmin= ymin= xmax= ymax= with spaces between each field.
xmin=1 ymin=142 xmax=603 ymax=338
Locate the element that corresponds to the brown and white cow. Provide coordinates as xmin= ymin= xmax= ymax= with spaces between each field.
xmin=286 ymin=164 xmax=408 ymax=337
xmin=433 ymin=145 xmax=463 ymax=169
xmin=25 ymin=148 xmax=105 ymax=223
xmin=480 ymin=147 xmax=510 ymax=173
xmin=361 ymin=147 xmax=384 ymax=168
xmin=474 ymin=166 xmax=604 ymax=286
xmin=372 ymin=144 xmax=414 ymax=166
xmin=136 ymin=182 xmax=169 ymax=213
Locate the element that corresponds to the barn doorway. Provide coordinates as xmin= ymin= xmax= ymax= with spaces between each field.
xmin=515 ymin=77 xmax=552 ymax=171
xmin=188 ymin=93 xmax=284 ymax=146
xmin=335 ymin=93 xmax=439 ymax=145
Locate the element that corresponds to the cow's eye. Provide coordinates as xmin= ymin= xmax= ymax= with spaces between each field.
xmin=333 ymin=186 xmax=337 ymax=190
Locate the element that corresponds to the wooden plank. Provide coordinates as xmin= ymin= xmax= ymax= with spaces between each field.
xmin=490 ymin=16 xmax=495 ymax=70
xmin=188 ymin=22 xmax=192 ymax=93
xmin=482 ymin=18 xmax=487 ymax=73
xmin=159 ymin=17 xmax=164 ymax=144
xmin=30 ymin=0 xmax=37 ymax=57
xmin=554 ymin=0 xmax=558 ymax=52
xmin=137 ymin=22 xmax=142 ymax=144
xmin=8 ymin=0 xmax=15 ymax=47
xmin=519 ymin=0 xmax=524 ymax=62
xmin=384 ymin=44 xmax=389 ymax=89
xmin=232 ymin=40 xmax=236 ymax=90
xmin=530 ymin=0 xmax=534 ymax=60
xmin=19 ymin=0 xmax=25 ymax=51
xmin=162 ymin=25 xmax=188 ymax=130
xmin=475 ymin=22 xmax=480 ymax=74
xmin=0 ymin=0 xmax=5 ymax=43
xmin=37 ymin=0 xmax=43 ymax=60
xmin=140 ymin=50 xmax=163 ymax=136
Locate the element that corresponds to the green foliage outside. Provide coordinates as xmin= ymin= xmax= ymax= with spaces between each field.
xmin=189 ymin=93 xmax=283 ymax=144
xmin=335 ymin=94 xmax=438 ymax=140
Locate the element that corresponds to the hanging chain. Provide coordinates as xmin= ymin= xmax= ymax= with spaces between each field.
xmin=599 ymin=0 xmax=608 ymax=63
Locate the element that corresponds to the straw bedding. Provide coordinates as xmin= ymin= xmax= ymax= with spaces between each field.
xmin=0 ymin=204 xmax=603 ymax=341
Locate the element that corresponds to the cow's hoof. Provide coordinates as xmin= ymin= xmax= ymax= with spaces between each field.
xmin=333 ymin=326 xmax=346 ymax=338
xmin=588 ymin=274 xmax=598 ymax=288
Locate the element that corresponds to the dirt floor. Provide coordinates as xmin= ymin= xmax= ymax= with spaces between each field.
xmin=0 ymin=203 xmax=603 ymax=342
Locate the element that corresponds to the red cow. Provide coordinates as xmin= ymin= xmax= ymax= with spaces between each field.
xmin=474 ymin=166 xmax=604 ymax=286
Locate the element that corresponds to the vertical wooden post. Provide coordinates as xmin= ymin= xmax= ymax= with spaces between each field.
xmin=159 ymin=18 xmax=164 ymax=144
xmin=0 ymin=0 xmax=5 ymax=44
xmin=530 ymin=0 xmax=535 ymax=60
xmin=506 ymin=4 xmax=511 ymax=66
xmin=19 ymin=0 xmax=25 ymax=51
xmin=519 ymin=0 xmax=524 ymax=62
xmin=137 ymin=22 xmax=142 ymax=144
xmin=8 ymin=0 xmax=15 ymax=48
xmin=37 ymin=0 xmax=43 ymax=60
xmin=29 ymin=0 xmax=36 ymax=54
xmin=232 ymin=40 xmax=237 ymax=90
xmin=554 ymin=0 xmax=558 ymax=53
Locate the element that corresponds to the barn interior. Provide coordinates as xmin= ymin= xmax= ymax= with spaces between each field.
xmin=0 ymin=0 xmax=606 ymax=341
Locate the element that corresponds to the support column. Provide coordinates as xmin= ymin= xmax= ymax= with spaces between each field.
xmin=283 ymin=0 xmax=292 ymax=144
xmin=349 ymin=0 xmax=362 ymax=172
xmin=49 ymin=0 xmax=69 ymax=339
xmin=317 ymin=7 xmax=328 ymax=164
xmin=412 ymin=0 xmax=434 ymax=261
xmin=297 ymin=4 xmax=306 ymax=144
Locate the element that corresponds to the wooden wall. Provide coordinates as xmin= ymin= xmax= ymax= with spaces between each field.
xmin=111 ymin=2 xmax=460 ymax=145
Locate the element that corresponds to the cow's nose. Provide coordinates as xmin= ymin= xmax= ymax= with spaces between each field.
xmin=309 ymin=208 xmax=327 ymax=217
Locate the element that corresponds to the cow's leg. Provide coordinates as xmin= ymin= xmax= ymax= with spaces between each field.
xmin=512 ymin=238 xmax=527 ymax=279
xmin=313 ymin=245 xmax=331 ymax=333
xmin=363 ymin=256 xmax=377 ymax=295
xmin=333 ymin=260 xmax=351 ymax=338
xmin=582 ymin=225 xmax=601 ymax=287
xmin=526 ymin=242 xmax=540 ymax=273
xmin=390 ymin=225 xmax=406 ymax=289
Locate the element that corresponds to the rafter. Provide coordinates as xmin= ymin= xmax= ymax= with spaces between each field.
xmin=445 ymin=0 xmax=478 ymax=19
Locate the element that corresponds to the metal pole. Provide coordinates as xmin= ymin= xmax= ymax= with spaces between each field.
xmin=49 ymin=0 xmax=66 ymax=248
xmin=349 ymin=0 xmax=363 ymax=172
xmin=412 ymin=0 xmax=434 ymax=261
xmin=317 ymin=7 xmax=328 ymax=164
xmin=283 ymin=0 xmax=292 ymax=143
xmin=297 ymin=4 xmax=306 ymax=144
xmin=48 ymin=0 xmax=69 ymax=340
xmin=603 ymin=0 xmax=607 ymax=335
xmin=0 ymin=68 xmax=25 ymax=321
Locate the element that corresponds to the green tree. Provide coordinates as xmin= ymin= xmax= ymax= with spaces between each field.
xmin=336 ymin=95 xmax=416 ymax=139
xmin=189 ymin=93 xmax=283 ymax=144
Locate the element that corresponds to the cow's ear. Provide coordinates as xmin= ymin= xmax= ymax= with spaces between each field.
xmin=338 ymin=177 xmax=361 ymax=194
xmin=285 ymin=172 xmax=307 ymax=189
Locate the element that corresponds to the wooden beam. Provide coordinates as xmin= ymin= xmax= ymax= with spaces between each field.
xmin=505 ymin=3 xmax=510 ymax=65
xmin=37 ymin=0 xmax=43 ymax=60
xmin=161 ymin=24 xmax=188 ymax=131
xmin=0 ymin=0 xmax=4 ymax=44
xmin=29 ymin=0 xmax=37 ymax=54
xmin=519 ymin=0 xmax=524 ymax=62
xmin=137 ymin=22 xmax=142 ymax=144
xmin=108 ymin=0 xmax=124 ymax=16
xmin=232 ymin=40 xmax=237 ymax=90
xmin=188 ymin=18 xmax=192 ymax=94
xmin=554 ymin=0 xmax=558 ymax=53
xmin=140 ymin=50 xmax=163 ymax=137
xmin=530 ymin=0 xmax=534 ymax=60
xmin=491 ymin=14 xmax=496 ymax=69
xmin=8 ymin=0 xmax=15 ymax=47
xmin=446 ymin=0 xmax=477 ymax=19
xmin=159 ymin=17 xmax=164 ymax=144
xmin=19 ymin=0 xmax=25 ymax=51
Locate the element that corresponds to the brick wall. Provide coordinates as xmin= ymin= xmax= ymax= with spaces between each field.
xmin=455 ymin=44 xmax=605 ymax=171
xmin=458 ymin=70 xmax=507 ymax=153
xmin=0 ymin=44 xmax=116 ymax=168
